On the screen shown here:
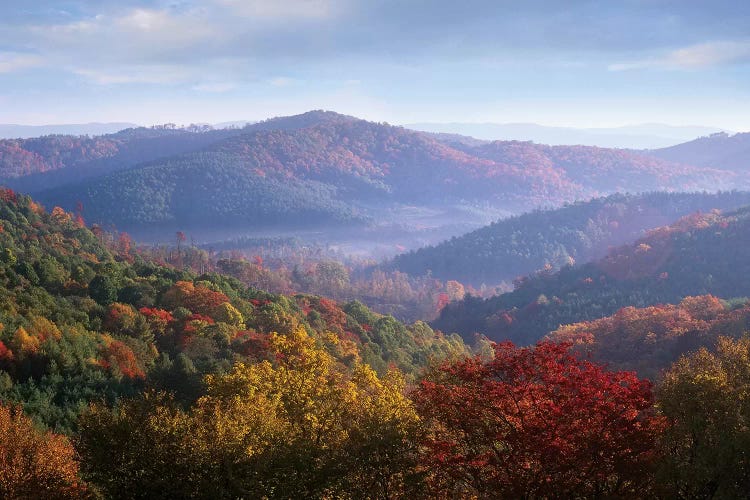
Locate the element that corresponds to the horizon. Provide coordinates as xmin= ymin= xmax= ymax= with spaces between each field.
xmin=1 ymin=1 xmax=749 ymax=130
xmin=0 ymin=113 xmax=741 ymax=132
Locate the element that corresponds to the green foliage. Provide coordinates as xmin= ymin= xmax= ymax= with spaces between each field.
xmin=88 ymin=275 xmax=117 ymax=306
xmin=0 ymin=190 xmax=468 ymax=432
xmin=657 ymin=337 xmax=750 ymax=498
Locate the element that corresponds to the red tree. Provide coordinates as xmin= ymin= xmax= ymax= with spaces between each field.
xmin=413 ymin=341 xmax=663 ymax=498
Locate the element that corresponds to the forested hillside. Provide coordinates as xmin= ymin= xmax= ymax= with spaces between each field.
xmin=0 ymin=188 xmax=467 ymax=434
xmin=390 ymin=191 xmax=750 ymax=286
xmin=0 ymin=126 xmax=247 ymax=192
xmin=434 ymin=208 xmax=750 ymax=345
xmin=548 ymin=294 xmax=750 ymax=377
xmin=2 ymin=190 xmax=750 ymax=498
xmin=3 ymin=111 xmax=741 ymax=241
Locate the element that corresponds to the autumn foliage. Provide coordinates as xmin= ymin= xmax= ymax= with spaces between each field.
xmin=414 ymin=341 xmax=664 ymax=498
xmin=0 ymin=404 xmax=86 ymax=499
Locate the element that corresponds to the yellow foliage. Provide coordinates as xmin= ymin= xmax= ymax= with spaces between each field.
xmin=79 ymin=327 xmax=422 ymax=497
xmin=27 ymin=316 xmax=62 ymax=342
xmin=12 ymin=327 xmax=40 ymax=355
xmin=213 ymin=302 xmax=244 ymax=328
xmin=202 ymin=325 xmax=419 ymax=458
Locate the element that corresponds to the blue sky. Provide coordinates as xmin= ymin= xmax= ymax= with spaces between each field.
xmin=1 ymin=0 xmax=749 ymax=129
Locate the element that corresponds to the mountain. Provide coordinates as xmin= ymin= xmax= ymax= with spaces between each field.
xmin=4 ymin=111 xmax=745 ymax=241
xmin=433 ymin=208 xmax=750 ymax=346
xmin=0 ymin=122 xmax=138 ymax=139
xmin=648 ymin=131 xmax=750 ymax=172
xmin=0 ymin=126 xmax=248 ymax=192
xmin=389 ymin=191 xmax=750 ymax=287
xmin=405 ymin=122 xmax=726 ymax=149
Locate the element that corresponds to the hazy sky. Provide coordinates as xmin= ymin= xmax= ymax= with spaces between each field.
xmin=1 ymin=0 xmax=749 ymax=129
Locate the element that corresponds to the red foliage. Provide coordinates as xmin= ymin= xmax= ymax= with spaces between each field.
xmin=161 ymin=281 xmax=230 ymax=317
xmin=0 ymin=188 xmax=17 ymax=203
xmin=139 ymin=307 xmax=174 ymax=334
xmin=313 ymin=297 xmax=348 ymax=333
xmin=0 ymin=341 xmax=14 ymax=363
xmin=413 ymin=341 xmax=663 ymax=497
xmin=435 ymin=293 xmax=450 ymax=312
xmin=98 ymin=340 xmax=144 ymax=379
xmin=233 ymin=331 xmax=271 ymax=360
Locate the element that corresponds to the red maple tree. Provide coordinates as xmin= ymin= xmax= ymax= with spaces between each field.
xmin=413 ymin=341 xmax=663 ymax=497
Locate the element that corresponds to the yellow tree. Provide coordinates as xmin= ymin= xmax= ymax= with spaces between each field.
xmin=658 ymin=337 xmax=750 ymax=498
xmin=77 ymin=327 xmax=422 ymax=498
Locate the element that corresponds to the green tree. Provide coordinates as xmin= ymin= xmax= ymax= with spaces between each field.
xmin=89 ymin=275 xmax=117 ymax=306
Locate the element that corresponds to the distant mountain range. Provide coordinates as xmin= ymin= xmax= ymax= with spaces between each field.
xmin=648 ymin=131 xmax=750 ymax=172
xmin=0 ymin=122 xmax=139 ymax=139
xmin=405 ymin=122 xmax=729 ymax=149
xmin=0 ymin=111 xmax=746 ymax=244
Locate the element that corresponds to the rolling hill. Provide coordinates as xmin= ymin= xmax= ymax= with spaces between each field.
xmin=15 ymin=111 xmax=745 ymax=240
xmin=0 ymin=188 xmax=467 ymax=432
xmin=648 ymin=131 xmax=750 ymax=173
xmin=0 ymin=122 xmax=137 ymax=139
xmin=405 ymin=122 xmax=726 ymax=148
xmin=433 ymin=207 xmax=750 ymax=345
xmin=389 ymin=191 xmax=750 ymax=286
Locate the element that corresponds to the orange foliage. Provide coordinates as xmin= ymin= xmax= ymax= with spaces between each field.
xmin=98 ymin=338 xmax=145 ymax=379
xmin=161 ymin=281 xmax=230 ymax=317
xmin=548 ymin=295 xmax=746 ymax=375
xmin=0 ymin=404 xmax=86 ymax=498
xmin=104 ymin=303 xmax=137 ymax=332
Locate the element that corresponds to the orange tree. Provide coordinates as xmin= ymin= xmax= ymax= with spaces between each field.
xmin=0 ymin=404 xmax=87 ymax=499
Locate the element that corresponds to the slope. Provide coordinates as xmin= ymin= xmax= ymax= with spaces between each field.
xmin=389 ymin=191 xmax=750 ymax=286
xmin=0 ymin=188 xmax=466 ymax=431
xmin=433 ymin=207 xmax=750 ymax=345
xmin=31 ymin=112 xmax=744 ymax=238
xmin=648 ymin=131 xmax=750 ymax=173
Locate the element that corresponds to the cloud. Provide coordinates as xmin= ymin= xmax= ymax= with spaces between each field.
xmin=73 ymin=65 xmax=194 ymax=84
xmin=268 ymin=77 xmax=297 ymax=87
xmin=214 ymin=0 xmax=341 ymax=20
xmin=192 ymin=82 xmax=237 ymax=92
xmin=609 ymin=40 xmax=750 ymax=71
xmin=2 ymin=0 xmax=750 ymax=95
xmin=0 ymin=52 xmax=44 ymax=73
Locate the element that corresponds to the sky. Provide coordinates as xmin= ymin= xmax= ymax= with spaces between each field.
xmin=0 ymin=0 xmax=749 ymax=129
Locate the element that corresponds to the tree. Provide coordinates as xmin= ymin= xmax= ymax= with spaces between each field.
xmin=89 ymin=275 xmax=117 ymax=306
xmin=657 ymin=337 xmax=750 ymax=498
xmin=76 ymin=327 xmax=422 ymax=498
xmin=413 ymin=341 xmax=663 ymax=498
xmin=0 ymin=404 xmax=86 ymax=499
